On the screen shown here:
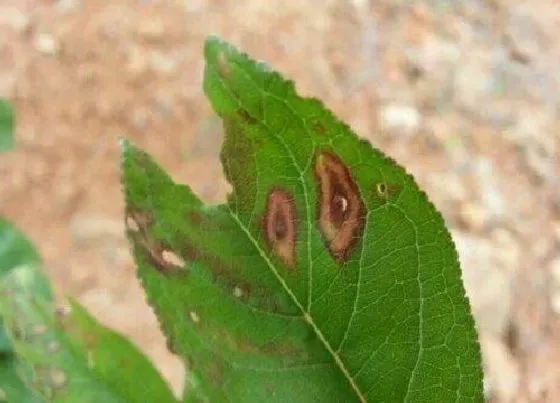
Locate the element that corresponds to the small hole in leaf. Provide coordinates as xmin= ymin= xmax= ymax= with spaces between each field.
xmin=189 ymin=311 xmax=200 ymax=324
xmin=50 ymin=368 xmax=66 ymax=389
xmin=162 ymin=250 xmax=185 ymax=268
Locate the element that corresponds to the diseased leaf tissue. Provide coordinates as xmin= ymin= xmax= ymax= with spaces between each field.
xmin=314 ymin=151 xmax=365 ymax=263
xmin=122 ymin=37 xmax=483 ymax=402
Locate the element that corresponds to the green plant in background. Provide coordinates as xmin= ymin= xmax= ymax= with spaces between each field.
xmin=1 ymin=36 xmax=483 ymax=402
xmin=0 ymin=100 xmax=175 ymax=403
xmin=0 ymin=217 xmax=46 ymax=403
xmin=0 ymin=98 xmax=45 ymax=402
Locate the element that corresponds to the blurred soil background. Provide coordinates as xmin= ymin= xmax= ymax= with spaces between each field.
xmin=1 ymin=0 xmax=559 ymax=401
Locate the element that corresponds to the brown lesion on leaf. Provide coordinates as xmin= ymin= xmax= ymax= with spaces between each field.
xmin=261 ymin=189 xmax=297 ymax=269
xmin=125 ymin=208 xmax=183 ymax=275
xmin=140 ymin=238 xmax=184 ymax=275
xmin=186 ymin=211 xmax=203 ymax=226
xmin=312 ymin=121 xmax=327 ymax=136
xmin=185 ymin=210 xmax=221 ymax=231
xmin=164 ymin=334 xmax=178 ymax=355
xmin=239 ymin=108 xmax=257 ymax=125
xmin=201 ymin=358 xmax=223 ymax=389
xmin=314 ymin=151 xmax=365 ymax=263
xmin=125 ymin=209 xmax=152 ymax=234
xmin=216 ymin=51 xmax=231 ymax=79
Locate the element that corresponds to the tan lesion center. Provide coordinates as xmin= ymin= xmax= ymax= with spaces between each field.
xmin=262 ymin=189 xmax=297 ymax=269
xmin=314 ymin=152 xmax=364 ymax=263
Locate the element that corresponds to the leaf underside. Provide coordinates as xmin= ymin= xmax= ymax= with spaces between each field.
xmin=121 ymin=37 xmax=483 ymax=402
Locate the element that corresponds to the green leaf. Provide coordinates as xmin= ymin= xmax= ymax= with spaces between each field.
xmin=0 ymin=353 xmax=38 ymax=403
xmin=0 ymin=267 xmax=176 ymax=403
xmin=0 ymin=219 xmax=47 ymax=402
xmin=0 ymin=100 xmax=14 ymax=153
xmin=121 ymin=37 xmax=483 ymax=402
xmin=0 ymin=264 xmax=50 ymax=403
xmin=0 ymin=218 xmax=45 ymax=353
xmin=0 ymin=219 xmax=41 ymax=278
xmin=61 ymin=300 xmax=177 ymax=403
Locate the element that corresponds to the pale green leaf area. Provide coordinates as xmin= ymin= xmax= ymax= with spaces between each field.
xmin=0 ymin=100 xmax=14 ymax=153
xmin=122 ymin=37 xmax=483 ymax=402
xmin=0 ymin=266 xmax=175 ymax=403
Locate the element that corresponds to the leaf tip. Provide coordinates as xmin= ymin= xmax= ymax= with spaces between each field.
xmin=118 ymin=136 xmax=134 ymax=160
xmin=118 ymin=138 xmax=150 ymax=181
xmin=204 ymin=35 xmax=235 ymax=80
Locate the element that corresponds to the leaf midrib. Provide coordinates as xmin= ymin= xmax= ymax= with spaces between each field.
xmin=211 ymin=44 xmax=430 ymax=402
xmin=227 ymin=207 xmax=366 ymax=403
xmin=212 ymin=51 xmax=366 ymax=401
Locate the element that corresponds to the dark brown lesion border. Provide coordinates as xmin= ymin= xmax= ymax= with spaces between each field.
xmin=313 ymin=151 xmax=365 ymax=264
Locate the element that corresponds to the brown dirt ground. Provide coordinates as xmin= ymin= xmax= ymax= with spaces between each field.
xmin=1 ymin=1 xmax=559 ymax=401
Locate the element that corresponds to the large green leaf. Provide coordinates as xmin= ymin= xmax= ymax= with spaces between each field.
xmin=0 ymin=266 xmax=176 ymax=403
xmin=121 ymin=37 xmax=483 ymax=402
xmin=0 ymin=100 xmax=14 ymax=153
